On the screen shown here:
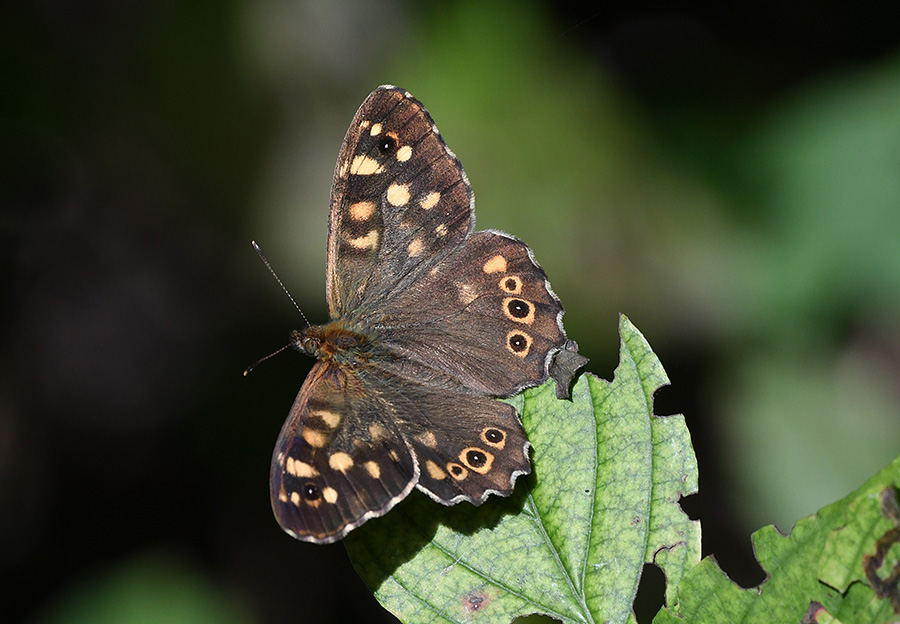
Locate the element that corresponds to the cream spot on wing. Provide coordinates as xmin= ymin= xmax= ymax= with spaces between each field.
xmin=302 ymin=429 xmax=328 ymax=447
xmin=279 ymin=491 xmax=289 ymax=503
xmin=348 ymin=201 xmax=376 ymax=221
xmin=457 ymin=283 xmax=477 ymax=305
xmin=360 ymin=119 xmax=370 ymax=129
xmin=347 ymin=230 xmax=379 ymax=250
xmin=419 ymin=430 xmax=437 ymax=448
xmin=420 ymin=191 xmax=440 ymax=210
xmin=311 ymin=409 xmax=341 ymax=428
xmin=290 ymin=491 xmax=301 ymax=506
xmin=434 ymin=223 xmax=448 ymax=237
xmin=328 ymin=452 xmax=354 ymax=472
xmin=483 ymin=255 xmax=507 ymax=274
xmin=369 ymin=423 xmax=386 ymax=441
xmin=349 ymin=154 xmax=384 ymax=175
xmin=407 ymin=236 xmax=425 ymax=257
xmin=287 ymin=457 xmax=319 ymax=478
xmin=365 ymin=461 xmax=381 ymax=479
xmin=425 ymin=460 xmax=446 ymax=480
xmin=322 ymin=487 xmax=338 ymax=504
xmin=386 ymin=183 xmax=411 ymax=207
xmin=396 ymin=145 xmax=412 ymax=162
xmin=369 ymin=122 xmax=382 ymax=136
xmin=338 ymin=159 xmax=350 ymax=178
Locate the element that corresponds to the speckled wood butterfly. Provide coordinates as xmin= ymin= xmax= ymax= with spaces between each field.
xmin=269 ymin=85 xmax=585 ymax=543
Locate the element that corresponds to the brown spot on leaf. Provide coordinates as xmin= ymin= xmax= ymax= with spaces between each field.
xmin=862 ymin=486 xmax=900 ymax=613
xmin=462 ymin=589 xmax=490 ymax=613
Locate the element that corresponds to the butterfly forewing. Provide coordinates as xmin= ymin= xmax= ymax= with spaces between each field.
xmin=326 ymin=86 xmax=474 ymax=319
xmin=270 ymin=361 xmax=417 ymax=543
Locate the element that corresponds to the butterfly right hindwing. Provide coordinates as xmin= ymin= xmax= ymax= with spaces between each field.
xmin=357 ymin=367 xmax=531 ymax=506
xmin=270 ymin=361 xmax=418 ymax=544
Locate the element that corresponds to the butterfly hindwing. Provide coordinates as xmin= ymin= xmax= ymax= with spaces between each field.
xmin=374 ymin=230 xmax=566 ymax=396
xmin=326 ymin=86 xmax=474 ymax=319
xmin=270 ymin=361 xmax=418 ymax=543
xmin=357 ymin=367 xmax=531 ymax=505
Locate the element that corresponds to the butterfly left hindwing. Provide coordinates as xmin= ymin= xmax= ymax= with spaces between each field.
xmin=266 ymin=86 xmax=583 ymax=544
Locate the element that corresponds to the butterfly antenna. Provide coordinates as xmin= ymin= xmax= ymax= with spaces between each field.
xmin=243 ymin=343 xmax=292 ymax=376
xmin=251 ymin=240 xmax=311 ymax=327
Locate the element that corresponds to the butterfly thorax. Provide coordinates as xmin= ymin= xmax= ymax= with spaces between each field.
xmin=290 ymin=323 xmax=372 ymax=365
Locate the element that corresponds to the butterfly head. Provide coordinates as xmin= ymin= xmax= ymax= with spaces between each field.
xmin=291 ymin=323 xmax=372 ymax=365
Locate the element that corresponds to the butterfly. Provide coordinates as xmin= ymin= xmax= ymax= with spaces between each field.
xmin=268 ymin=85 xmax=585 ymax=543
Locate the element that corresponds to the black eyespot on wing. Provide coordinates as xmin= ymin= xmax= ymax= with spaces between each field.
xmin=466 ymin=450 xmax=487 ymax=468
xmin=509 ymin=334 xmax=527 ymax=352
xmin=507 ymin=299 xmax=530 ymax=318
xmin=377 ymin=135 xmax=397 ymax=155
xmin=303 ymin=483 xmax=321 ymax=501
xmin=485 ymin=428 xmax=503 ymax=444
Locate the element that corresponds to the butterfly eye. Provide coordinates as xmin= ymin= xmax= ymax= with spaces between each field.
xmin=302 ymin=337 xmax=320 ymax=352
xmin=377 ymin=135 xmax=397 ymax=155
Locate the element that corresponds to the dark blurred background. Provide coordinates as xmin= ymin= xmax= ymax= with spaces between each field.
xmin=4 ymin=1 xmax=900 ymax=623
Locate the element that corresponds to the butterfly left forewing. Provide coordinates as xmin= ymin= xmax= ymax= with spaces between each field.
xmin=270 ymin=361 xmax=417 ymax=543
xmin=326 ymin=86 xmax=474 ymax=319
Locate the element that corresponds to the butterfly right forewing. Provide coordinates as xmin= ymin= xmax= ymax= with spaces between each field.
xmin=325 ymin=86 xmax=474 ymax=320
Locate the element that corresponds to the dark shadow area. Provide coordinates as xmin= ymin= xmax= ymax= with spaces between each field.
xmin=634 ymin=563 xmax=666 ymax=623
xmin=512 ymin=615 xmax=562 ymax=623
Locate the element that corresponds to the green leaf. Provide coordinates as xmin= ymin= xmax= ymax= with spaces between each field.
xmin=653 ymin=456 xmax=900 ymax=624
xmin=346 ymin=315 xmax=700 ymax=623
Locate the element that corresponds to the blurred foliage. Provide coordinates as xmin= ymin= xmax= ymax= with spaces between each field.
xmin=4 ymin=0 xmax=900 ymax=623
xmin=34 ymin=553 xmax=253 ymax=624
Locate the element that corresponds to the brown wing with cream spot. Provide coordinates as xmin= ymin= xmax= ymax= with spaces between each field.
xmin=373 ymin=230 xmax=568 ymax=397
xmin=326 ymin=86 xmax=475 ymax=319
xmin=270 ymin=361 xmax=417 ymax=544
